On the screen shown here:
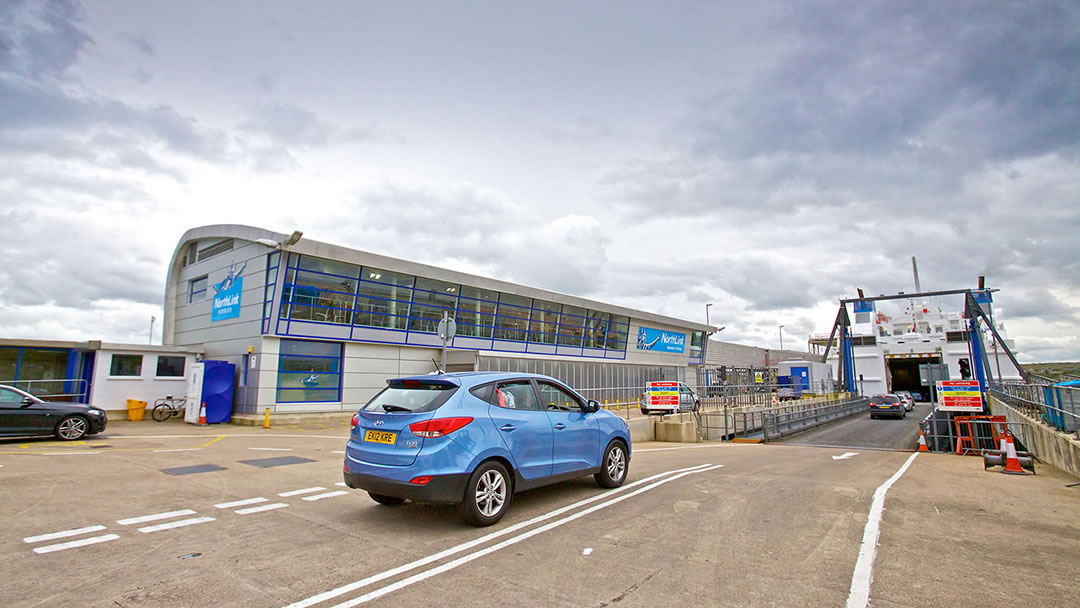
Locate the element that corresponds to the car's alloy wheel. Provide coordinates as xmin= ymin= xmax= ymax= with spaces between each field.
xmin=595 ymin=441 xmax=628 ymax=488
xmin=460 ymin=461 xmax=510 ymax=526
xmin=56 ymin=416 xmax=88 ymax=441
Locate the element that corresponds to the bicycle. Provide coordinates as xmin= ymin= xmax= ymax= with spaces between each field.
xmin=151 ymin=395 xmax=188 ymax=422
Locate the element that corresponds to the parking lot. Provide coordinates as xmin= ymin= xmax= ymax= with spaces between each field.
xmin=2 ymin=420 xmax=1077 ymax=607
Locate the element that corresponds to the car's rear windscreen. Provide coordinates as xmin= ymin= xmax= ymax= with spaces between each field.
xmin=361 ymin=381 xmax=458 ymax=413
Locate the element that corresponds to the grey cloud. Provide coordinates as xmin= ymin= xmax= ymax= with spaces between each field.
xmin=119 ymin=32 xmax=154 ymax=56
xmin=0 ymin=208 xmax=164 ymax=308
xmin=242 ymin=102 xmax=377 ymax=148
xmin=0 ymin=0 xmax=90 ymax=80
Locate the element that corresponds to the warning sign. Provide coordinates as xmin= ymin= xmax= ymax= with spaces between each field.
xmin=645 ymin=381 xmax=679 ymax=412
xmin=936 ymin=380 xmax=983 ymax=412
xmin=754 ymin=372 xmax=763 ymax=384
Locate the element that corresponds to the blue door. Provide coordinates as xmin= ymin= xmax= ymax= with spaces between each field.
xmin=536 ymin=380 xmax=600 ymax=475
xmin=488 ymin=380 xmax=553 ymax=480
xmin=791 ymin=367 xmax=809 ymax=392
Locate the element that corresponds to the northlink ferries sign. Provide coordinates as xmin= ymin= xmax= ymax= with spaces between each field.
xmin=211 ymin=262 xmax=245 ymax=322
xmin=636 ymin=327 xmax=686 ymax=353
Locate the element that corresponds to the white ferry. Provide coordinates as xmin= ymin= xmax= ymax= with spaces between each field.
xmin=810 ymin=273 xmax=1024 ymax=399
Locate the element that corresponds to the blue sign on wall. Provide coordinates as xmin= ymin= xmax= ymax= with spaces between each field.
xmin=211 ymin=276 xmax=243 ymax=322
xmin=636 ymin=327 xmax=686 ymax=353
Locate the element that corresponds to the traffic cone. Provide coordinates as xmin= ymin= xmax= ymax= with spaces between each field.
xmin=197 ymin=402 xmax=208 ymax=426
xmin=1002 ymin=433 xmax=1027 ymax=475
xmin=917 ymin=430 xmax=929 ymax=452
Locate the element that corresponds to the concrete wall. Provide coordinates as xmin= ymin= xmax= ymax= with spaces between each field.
xmin=989 ymin=396 xmax=1080 ymax=479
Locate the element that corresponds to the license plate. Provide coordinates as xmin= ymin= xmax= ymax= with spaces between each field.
xmin=364 ymin=430 xmax=397 ymax=445
xmin=875 ymin=405 xmax=892 ymax=408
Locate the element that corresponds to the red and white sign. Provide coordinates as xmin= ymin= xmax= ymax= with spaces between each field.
xmin=936 ymin=380 xmax=983 ymax=412
xmin=646 ymin=381 xmax=679 ymax=411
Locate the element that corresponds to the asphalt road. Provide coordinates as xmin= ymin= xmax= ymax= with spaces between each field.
xmin=779 ymin=403 xmax=934 ymax=450
xmin=1 ymin=420 xmax=1077 ymax=608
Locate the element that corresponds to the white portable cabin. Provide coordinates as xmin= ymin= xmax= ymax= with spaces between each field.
xmin=779 ymin=360 xmax=834 ymax=394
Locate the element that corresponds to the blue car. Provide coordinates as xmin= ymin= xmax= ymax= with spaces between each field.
xmin=343 ymin=372 xmax=632 ymax=526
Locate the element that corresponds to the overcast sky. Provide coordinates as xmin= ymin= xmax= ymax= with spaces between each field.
xmin=2 ymin=0 xmax=1078 ymax=362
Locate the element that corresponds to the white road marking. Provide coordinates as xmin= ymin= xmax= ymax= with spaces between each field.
xmin=329 ymin=464 xmax=726 ymax=607
xmin=278 ymin=486 xmax=326 ymax=497
xmin=302 ymin=490 xmax=348 ymax=502
xmin=249 ymin=447 xmax=293 ymax=451
xmin=635 ymin=444 xmax=731 ymax=453
xmin=117 ymin=509 xmax=197 ymax=525
xmin=32 ymin=534 xmax=119 ymax=554
xmin=283 ymin=463 xmax=715 ymax=608
xmin=215 ymin=497 xmax=268 ymax=509
xmin=332 ymin=450 xmax=345 ymax=454
xmin=236 ymin=503 xmax=289 ymax=515
xmin=845 ymin=452 xmax=919 ymax=608
xmin=335 ymin=482 xmax=348 ymax=487
xmin=24 ymin=525 xmax=107 ymax=544
xmin=832 ymin=452 xmax=860 ymax=460
xmin=582 ymin=548 xmax=593 ymax=556
xmin=41 ymin=451 xmax=100 ymax=455
xmin=153 ymin=448 xmax=204 ymax=453
xmin=137 ymin=516 xmax=216 ymax=533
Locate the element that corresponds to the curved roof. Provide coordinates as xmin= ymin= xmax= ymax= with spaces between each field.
xmin=163 ymin=224 xmax=715 ymax=343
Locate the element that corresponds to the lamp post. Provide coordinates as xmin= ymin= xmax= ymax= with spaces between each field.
xmin=705 ymin=303 xmax=713 ymax=327
xmin=149 ymin=315 xmax=156 ymax=345
xmin=778 ymin=325 xmax=784 ymax=352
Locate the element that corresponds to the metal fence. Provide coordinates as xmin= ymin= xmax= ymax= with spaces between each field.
xmin=919 ymin=410 xmax=1040 ymax=456
xmin=989 ymin=382 xmax=1080 ymax=439
xmin=699 ymin=395 xmax=867 ymax=441
xmin=0 ymin=378 xmax=89 ymax=402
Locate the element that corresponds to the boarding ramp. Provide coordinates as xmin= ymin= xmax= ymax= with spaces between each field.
xmin=699 ymin=393 xmax=868 ymax=441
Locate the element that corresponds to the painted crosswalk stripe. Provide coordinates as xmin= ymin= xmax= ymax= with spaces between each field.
xmin=303 ymin=490 xmax=349 ymax=502
xmin=41 ymin=451 xmax=100 ymax=455
xmin=279 ymin=487 xmax=325 ymax=497
xmin=235 ymin=503 xmax=289 ymax=515
xmin=137 ymin=516 xmax=215 ymax=533
xmin=33 ymin=534 xmax=119 ymax=554
xmin=215 ymin=497 xmax=268 ymax=509
xmin=24 ymin=525 xmax=107 ymax=544
xmin=117 ymin=509 xmax=197 ymax=526
xmin=335 ymin=482 xmax=348 ymax=487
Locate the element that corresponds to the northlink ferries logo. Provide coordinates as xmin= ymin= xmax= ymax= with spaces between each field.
xmin=211 ymin=261 xmax=246 ymax=322
xmin=636 ymin=327 xmax=686 ymax=354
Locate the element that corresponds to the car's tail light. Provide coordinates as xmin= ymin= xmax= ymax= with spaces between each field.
xmin=409 ymin=476 xmax=432 ymax=485
xmin=350 ymin=413 xmax=359 ymax=429
xmin=409 ymin=417 xmax=473 ymax=438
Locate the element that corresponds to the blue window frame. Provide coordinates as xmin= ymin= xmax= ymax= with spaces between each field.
xmin=189 ymin=276 xmax=208 ymax=303
xmin=262 ymin=252 xmax=280 ymax=333
xmin=274 ymin=253 xmax=636 ymax=359
xmin=276 ymin=339 xmax=342 ymax=403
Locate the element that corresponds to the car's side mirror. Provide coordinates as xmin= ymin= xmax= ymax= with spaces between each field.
xmin=584 ymin=399 xmax=600 ymax=413
xmin=21 ymin=396 xmax=34 ymax=407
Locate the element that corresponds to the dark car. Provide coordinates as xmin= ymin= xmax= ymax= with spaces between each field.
xmin=868 ymin=394 xmax=905 ymax=420
xmin=0 ymin=385 xmax=108 ymax=440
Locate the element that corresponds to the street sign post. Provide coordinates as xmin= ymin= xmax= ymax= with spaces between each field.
xmin=437 ymin=312 xmax=457 ymax=373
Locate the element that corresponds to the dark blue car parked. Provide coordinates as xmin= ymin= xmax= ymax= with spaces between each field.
xmin=344 ymin=372 xmax=632 ymax=526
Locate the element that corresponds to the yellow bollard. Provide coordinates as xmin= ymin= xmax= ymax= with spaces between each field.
xmin=263 ymin=407 xmax=271 ymax=429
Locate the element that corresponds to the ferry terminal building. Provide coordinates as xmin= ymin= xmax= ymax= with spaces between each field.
xmin=164 ymin=225 xmax=716 ymax=417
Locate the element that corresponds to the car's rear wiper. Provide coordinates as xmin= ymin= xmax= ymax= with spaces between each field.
xmin=381 ymin=404 xmax=412 ymax=413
